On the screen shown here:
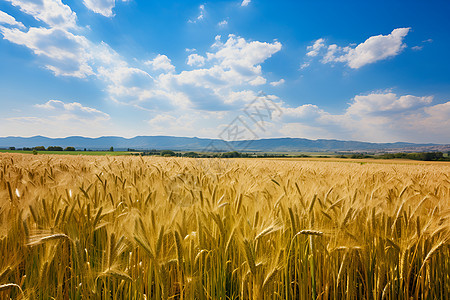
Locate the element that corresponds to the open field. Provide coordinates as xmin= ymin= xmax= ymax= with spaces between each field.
xmin=0 ymin=153 xmax=449 ymax=299
xmin=264 ymin=156 xmax=450 ymax=165
xmin=0 ymin=150 xmax=133 ymax=156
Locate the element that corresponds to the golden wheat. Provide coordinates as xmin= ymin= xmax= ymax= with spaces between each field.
xmin=0 ymin=153 xmax=449 ymax=299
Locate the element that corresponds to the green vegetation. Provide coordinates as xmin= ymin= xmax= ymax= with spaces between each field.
xmin=0 ymin=150 xmax=132 ymax=156
xmin=2 ymin=147 xmax=449 ymax=161
xmin=374 ymin=152 xmax=448 ymax=161
xmin=183 ymin=151 xmax=199 ymax=158
xmin=337 ymin=152 xmax=450 ymax=161
xmin=160 ymin=150 xmax=176 ymax=157
xmin=47 ymin=146 xmax=63 ymax=151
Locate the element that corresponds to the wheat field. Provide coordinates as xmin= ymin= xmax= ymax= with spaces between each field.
xmin=0 ymin=153 xmax=449 ymax=299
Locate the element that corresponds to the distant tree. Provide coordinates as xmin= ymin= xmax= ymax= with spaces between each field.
xmin=47 ymin=146 xmax=63 ymax=151
xmin=84 ymin=148 xmax=87 ymax=151
xmin=64 ymin=146 xmax=76 ymax=151
xmin=32 ymin=150 xmax=38 ymax=155
xmin=221 ymin=151 xmax=241 ymax=158
xmin=9 ymin=147 xmax=15 ymax=150
xmin=33 ymin=146 xmax=46 ymax=151
xmin=183 ymin=152 xmax=199 ymax=158
xmin=160 ymin=150 xmax=175 ymax=157
xmin=110 ymin=146 xmax=114 ymax=152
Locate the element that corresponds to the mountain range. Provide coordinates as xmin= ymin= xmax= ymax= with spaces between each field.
xmin=1 ymin=135 xmax=448 ymax=153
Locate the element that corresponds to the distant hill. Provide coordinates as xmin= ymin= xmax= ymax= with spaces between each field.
xmin=1 ymin=135 xmax=448 ymax=153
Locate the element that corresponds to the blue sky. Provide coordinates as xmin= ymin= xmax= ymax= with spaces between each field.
xmin=0 ymin=0 xmax=449 ymax=143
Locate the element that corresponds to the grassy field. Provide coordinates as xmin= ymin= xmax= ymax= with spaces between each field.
xmin=0 ymin=153 xmax=449 ymax=299
xmin=0 ymin=150 xmax=132 ymax=156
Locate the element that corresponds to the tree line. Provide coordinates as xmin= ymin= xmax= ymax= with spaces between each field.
xmin=8 ymin=146 xmax=116 ymax=152
xmin=10 ymin=146 xmax=76 ymax=151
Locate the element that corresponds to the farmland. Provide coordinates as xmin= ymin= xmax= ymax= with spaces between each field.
xmin=0 ymin=153 xmax=449 ymax=299
xmin=0 ymin=150 xmax=133 ymax=156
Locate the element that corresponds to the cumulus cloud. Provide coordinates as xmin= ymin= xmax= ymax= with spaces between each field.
xmin=249 ymin=76 xmax=266 ymax=86
xmin=306 ymin=38 xmax=325 ymax=57
xmin=346 ymin=92 xmax=432 ymax=116
xmin=305 ymin=28 xmax=411 ymax=69
xmin=96 ymin=66 xmax=181 ymax=111
xmin=187 ymin=53 xmax=206 ymax=67
xmin=83 ymin=0 xmax=128 ymax=17
xmin=275 ymin=91 xmax=449 ymax=143
xmin=0 ymin=27 xmax=94 ymax=77
xmin=270 ymin=79 xmax=285 ymax=86
xmin=0 ymin=3 xmax=159 ymax=105
xmin=241 ymin=0 xmax=251 ymax=6
xmin=157 ymin=34 xmax=281 ymax=110
xmin=0 ymin=10 xmax=25 ymax=28
xmin=209 ymin=34 xmax=282 ymax=70
xmin=279 ymin=104 xmax=324 ymax=122
xmin=2 ymin=9 xmax=280 ymax=111
xmin=1 ymin=1 xmax=283 ymax=125
xmin=5 ymin=0 xmax=78 ymax=29
xmin=98 ymin=66 xmax=153 ymax=97
xmin=145 ymin=54 xmax=175 ymax=72
xmin=35 ymin=99 xmax=110 ymax=120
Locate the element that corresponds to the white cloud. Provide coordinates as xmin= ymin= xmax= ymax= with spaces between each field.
xmin=277 ymin=104 xmax=325 ymax=125
xmin=241 ymin=0 xmax=251 ymax=7
xmin=189 ymin=4 xmax=205 ymax=23
xmin=158 ymin=34 xmax=281 ymax=110
xmin=0 ymin=5 xmax=164 ymax=107
xmin=207 ymin=34 xmax=281 ymax=73
xmin=306 ymin=28 xmax=411 ymax=69
xmin=83 ymin=0 xmax=114 ymax=17
xmin=270 ymin=79 xmax=285 ymax=86
xmin=218 ymin=20 xmax=228 ymax=27
xmin=300 ymin=62 xmax=310 ymax=69
xmin=0 ymin=27 xmax=94 ymax=78
xmin=274 ymin=91 xmax=449 ymax=143
xmin=96 ymin=66 xmax=180 ymax=110
xmin=98 ymin=66 xmax=153 ymax=91
xmin=82 ymin=0 xmax=128 ymax=17
xmin=35 ymin=100 xmax=110 ymax=120
xmin=346 ymin=92 xmax=432 ymax=116
xmin=224 ymin=90 xmax=258 ymax=104
xmin=1 ymin=2 xmax=282 ymax=124
xmin=145 ymin=54 xmax=175 ymax=72
xmin=306 ymin=38 xmax=325 ymax=57
xmin=5 ymin=0 xmax=78 ymax=29
xmin=187 ymin=53 xmax=205 ymax=67
xmin=249 ymin=76 xmax=266 ymax=86
xmin=411 ymin=39 xmax=433 ymax=51
xmin=2 ymin=100 xmax=113 ymax=137
xmin=0 ymin=10 xmax=25 ymax=28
